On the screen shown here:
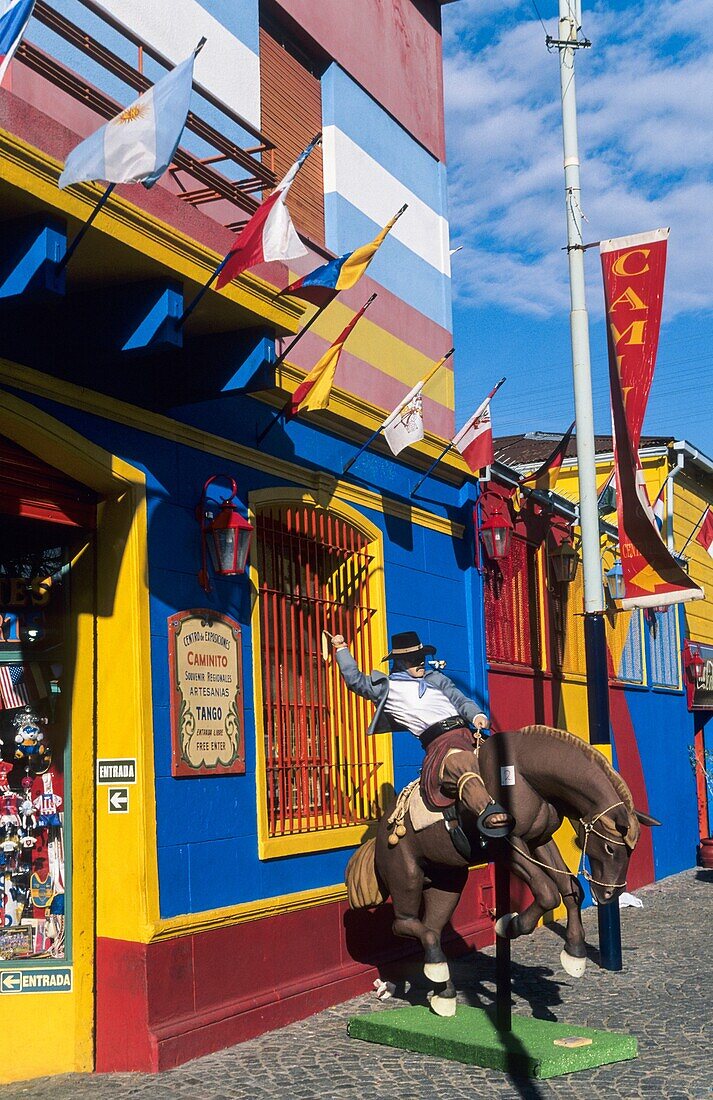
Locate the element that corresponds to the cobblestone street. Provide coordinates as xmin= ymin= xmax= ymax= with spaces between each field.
xmin=7 ymin=868 xmax=711 ymax=1100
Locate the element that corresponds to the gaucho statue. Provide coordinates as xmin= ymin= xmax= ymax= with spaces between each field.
xmin=333 ymin=629 xmax=659 ymax=1018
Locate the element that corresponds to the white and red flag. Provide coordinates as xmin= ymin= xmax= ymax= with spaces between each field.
xmin=695 ymin=508 xmax=713 ymax=558
xmin=651 ymin=481 xmax=666 ymax=531
xmin=0 ymin=0 xmax=34 ymax=85
xmin=216 ymin=135 xmax=319 ymax=289
xmin=452 ymin=399 xmax=494 ymax=474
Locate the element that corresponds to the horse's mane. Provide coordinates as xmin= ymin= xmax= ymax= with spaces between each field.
xmin=519 ymin=724 xmax=639 ymax=846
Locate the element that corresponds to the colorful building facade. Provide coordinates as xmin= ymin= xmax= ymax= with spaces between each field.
xmin=484 ymin=432 xmax=713 ymax=894
xmin=0 ymin=0 xmax=508 ymax=1083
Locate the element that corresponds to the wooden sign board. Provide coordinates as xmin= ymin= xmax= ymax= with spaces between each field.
xmin=168 ymin=610 xmax=245 ymax=777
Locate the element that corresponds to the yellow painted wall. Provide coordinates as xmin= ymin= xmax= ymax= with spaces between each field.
xmin=675 ymin=476 xmax=713 ymax=645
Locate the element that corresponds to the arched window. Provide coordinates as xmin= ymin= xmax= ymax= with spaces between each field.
xmin=252 ymin=496 xmax=390 ymax=854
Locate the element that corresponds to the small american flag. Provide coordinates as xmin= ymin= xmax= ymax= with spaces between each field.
xmin=0 ymin=664 xmax=31 ymax=709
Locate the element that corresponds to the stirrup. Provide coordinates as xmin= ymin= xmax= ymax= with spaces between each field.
xmin=476 ymin=801 xmax=514 ymax=839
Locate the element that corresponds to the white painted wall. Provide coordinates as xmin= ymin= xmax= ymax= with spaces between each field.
xmin=322 ymin=125 xmax=451 ymax=278
xmin=91 ymin=0 xmax=261 ymax=129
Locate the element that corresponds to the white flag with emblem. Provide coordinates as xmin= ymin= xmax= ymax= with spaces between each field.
xmin=383 ymin=393 xmax=424 ymax=456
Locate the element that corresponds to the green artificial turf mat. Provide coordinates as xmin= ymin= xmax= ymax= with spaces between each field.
xmin=348 ymin=1006 xmax=637 ymax=1079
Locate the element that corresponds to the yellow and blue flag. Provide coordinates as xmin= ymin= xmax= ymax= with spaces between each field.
xmin=282 ymin=206 xmax=406 ymax=307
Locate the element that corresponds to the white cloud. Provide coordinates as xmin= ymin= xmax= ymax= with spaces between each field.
xmin=443 ymin=0 xmax=713 ymax=318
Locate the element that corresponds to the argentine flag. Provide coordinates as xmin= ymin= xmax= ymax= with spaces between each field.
xmin=0 ymin=0 xmax=35 ymax=86
xmin=59 ymin=48 xmax=197 ymax=190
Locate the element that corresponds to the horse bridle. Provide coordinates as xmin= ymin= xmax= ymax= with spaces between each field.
xmin=454 ymin=752 xmax=630 ymax=890
xmin=577 ymin=800 xmax=629 ymax=890
xmin=503 ymin=800 xmax=630 ymax=890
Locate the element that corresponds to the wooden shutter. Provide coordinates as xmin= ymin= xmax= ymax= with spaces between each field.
xmin=259 ymin=24 xmax=325 ymax=246
xmin=0 ymin=436 xmax=96 ymax=528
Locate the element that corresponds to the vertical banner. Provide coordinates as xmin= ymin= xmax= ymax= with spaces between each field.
xmin=601 ymin=228 xmax=703 ymax=609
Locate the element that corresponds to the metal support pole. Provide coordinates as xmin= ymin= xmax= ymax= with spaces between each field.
xmin=556 ymin=0 xmax=621 ymax=970
xmin=494 ymin=859 xmax=512 ymax=1032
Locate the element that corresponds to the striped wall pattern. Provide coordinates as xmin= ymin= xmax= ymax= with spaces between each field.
xmin=14 ymin=0 xmax=456 ymax=432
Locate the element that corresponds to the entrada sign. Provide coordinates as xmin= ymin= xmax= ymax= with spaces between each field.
xmin=0 ymin=967 xmax=72 ymax=993
xmin=168 ymin=610 xmax=245 ymax=777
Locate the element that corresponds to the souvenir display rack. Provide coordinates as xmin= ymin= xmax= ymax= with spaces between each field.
xmin=0 ymin=527 xmax=70 ymax=963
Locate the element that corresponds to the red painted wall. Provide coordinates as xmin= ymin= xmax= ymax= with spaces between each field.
xmin=96 ymin=867 xmax=495 ymax=1073
xmin=271 ymin=0 xmax=447 ymax=161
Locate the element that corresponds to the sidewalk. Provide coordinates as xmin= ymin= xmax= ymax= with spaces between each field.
xmin=7 ymin=868 xmax=711 ymax=1100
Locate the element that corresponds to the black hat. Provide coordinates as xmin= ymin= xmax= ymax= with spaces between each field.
xmin=382 ymin=631 xmax=436 ymax=663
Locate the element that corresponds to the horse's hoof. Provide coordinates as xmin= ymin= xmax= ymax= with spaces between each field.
xmin=430 ymin=993 xmax=457 ymax=1017
xmin=423 ymin=960 xmax=450 ymax=983
xmin=494 ymin=911 xmax=519 ymax=938
xmin=560 ymin=949 xmax=587 ymax=978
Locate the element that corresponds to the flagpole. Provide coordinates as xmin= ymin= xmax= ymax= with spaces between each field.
xmin=679 ymin=503 xmax=710 ymax=556
xmin=410 ymin=375 xmax=506 ymax=497
xmin=257 ymin=293 xmax=376 ymax=448
xmin=341 ymin=348 xmax=454 ymax=476
xmin=56 ymin=183 xmax=115 ymax=272
xmin=553 ymin=0 xmax=622 ymax=971
xmin=409 ymin=440 xmax=455 ymax=498
xmin=176 ymin=253 xmax=232 ymax=328
xmin=255 ymin=301 xmax=346 ymax=447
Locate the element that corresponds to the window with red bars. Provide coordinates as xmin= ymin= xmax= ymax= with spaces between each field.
xmin=484 ymin=536 xmax=541 ymax=668
xmin=255 ymin=503 xmax=385 ymax=837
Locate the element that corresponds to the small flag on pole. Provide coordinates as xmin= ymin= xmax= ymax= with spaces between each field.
xmin=651 ymin=482 xmax=666 ymax=531
xmin=59 ymin=47 xmax=198 ymax=190
xmin=383 ymin=393 xmax=424 ymax=456
xmin=380 ymin=349 xmax=451 ymax=457
xmin=0 ymin=0 xmax=34 ymax=86
xmin=453 ymin=400 xmax=494 ymax=474
xmin=695 ymin=508 xmax=713 ymax=558
xmin=282 ymin=206 xmax=406 ymax=307
xmin=288 ymin=295 xmax=374 ymax=417
xmin=520 ymin=422 xmax=575 ymax=492
xmin=216 ymin=135 xmax=320 ymax=290
xmin=0 ymin=663 xmax=33 ymax=709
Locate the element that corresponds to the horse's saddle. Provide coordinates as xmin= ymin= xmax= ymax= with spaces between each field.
xmin=407 ymin=783 xmax=444 ymax=832
xmin=420 ymin=729 xmax=475 ymax=810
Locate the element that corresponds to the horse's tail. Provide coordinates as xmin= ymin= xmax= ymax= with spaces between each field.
xmin=345 ymin=837 xmax=388 ymax=909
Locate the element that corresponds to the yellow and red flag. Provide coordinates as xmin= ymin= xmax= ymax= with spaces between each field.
xmin=601 ymin=228 xmax=703 ymax=609
xmin=520 ymin=422 xmax=575 ymax=493
xmin=288 ymin=295 xmax=375 ymax=418
xmin=696 ymin=508 xmax=713 ymax=558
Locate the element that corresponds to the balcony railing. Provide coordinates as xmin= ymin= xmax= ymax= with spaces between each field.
xmin=14 ymin=0 xmax=276 ymax=229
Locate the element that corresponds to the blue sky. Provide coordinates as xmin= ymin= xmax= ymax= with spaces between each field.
xmin=442 ymin=0 xmax=713 ymax=457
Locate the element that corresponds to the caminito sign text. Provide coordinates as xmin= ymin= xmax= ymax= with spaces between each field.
xmin=168 ymin=610 xmax=245 ymax=777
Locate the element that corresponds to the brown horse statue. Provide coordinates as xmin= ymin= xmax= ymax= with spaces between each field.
xmin=346 ymin=724 xmax=660 ymax=1017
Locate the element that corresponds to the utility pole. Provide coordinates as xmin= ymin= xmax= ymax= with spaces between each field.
xmin=553 ymin=0 xmax=622 ymax=969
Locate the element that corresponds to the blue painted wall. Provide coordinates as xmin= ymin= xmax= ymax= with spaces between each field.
xmin=614 ymin=606 xmax=701 ymax=880
xmin=18 ymin=386 xmax=484 ymax=918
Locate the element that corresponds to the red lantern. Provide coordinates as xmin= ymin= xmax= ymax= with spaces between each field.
xmin=479 ymin=513 xmax=512 ymax=560
xmin=197 ymin=476 xmax=253 ymax=592
xmin=684 ymin=642 xmax=705 ymax=683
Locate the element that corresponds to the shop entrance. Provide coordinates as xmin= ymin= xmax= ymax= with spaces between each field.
xmin=0 ymin=435 xmax=97 ymax=1073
